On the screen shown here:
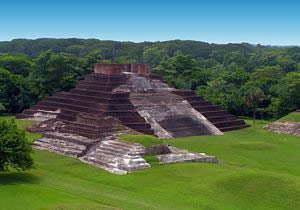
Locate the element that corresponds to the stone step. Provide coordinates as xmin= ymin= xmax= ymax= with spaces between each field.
xmin=95 ymin=146 xmax=141 ymax=157
xmin=67 ymin=121 xmax=120 ymax=130
xmin=33 ymin=140 xmax=83 ymax=157
xmin=56 ymin=112 xmax=77 ymax=122
xmin=38 ymin=101 xmax=103 ymax=115
xmin=31 ymin=105 xmax=60 ymax=112
xmin=47 ymin=96 xmax=100 ymax=109
xmin=34 ymin=138 xmax=86 ymax=151
xmin=70 ymin=88 xmax=129 ymax=99
xmin=79 ymin=80 xmax=125 ymax=89
xmin=42 ymin=132 xmax=98 ymax=146
xmin=22 ymin=109 xmax=59 ymax=117
xmin=189 ymin=101 xmax=212 ymax=106
xmin=59 ymin=92 xmax=132 ymax=104
xmin=117 ymin=116 xmax=148 ymax=123
xmin=206 ymin=115 xmax=237 ymax=123
xmin=194 ymin=105 xmax=220 ymax=112
xmin=213 ymin=119 xmax=245 ymax=128
xmin=62 ymin=125 xmax=118 ymax=135
xmin=84 ymin=74 xmax=127 ymax=83
xmin=219 ymin=124 xmax=250 ymax=132
xmin=76 ymin=84 xmax=117 ymax=92
xmin=90 ymin=73 xmax=127 ymax=79
xmin=58 ymin=128 xmax=104 ymax=139
xmin=103 ymin=140 xmax=145 ymax=148
xmin=201 ymin=110 xmax=229 ymax=117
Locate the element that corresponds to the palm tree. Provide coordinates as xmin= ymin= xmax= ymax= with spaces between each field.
xmin=244 ymin=86 xmax=265 ymax=124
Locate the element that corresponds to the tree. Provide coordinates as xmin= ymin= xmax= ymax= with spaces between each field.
xmin=0 ymin=54 xmax=32 ymax=77
xmin=115 ymin=56 xmax=136 ymax=64
xmin=29 ymin=50 xmax=83 ymax=95
xmin=0 ymin=120 xmax=33 ymax=171
xmin=243 ymin=84 xmax=265 ymax=124
xmin=0 ymin=68 xmax=44 ymax=113
xmin=143 ymin=47 xmax=167 ymax=66
xmin=279 ymin=56 xmax=297 ymax=72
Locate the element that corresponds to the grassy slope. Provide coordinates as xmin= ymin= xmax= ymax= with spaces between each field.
xmin=277 ymin=112 xmax=300 ymax=122
xmin=0 ymin=117 xmax=300 ymax=210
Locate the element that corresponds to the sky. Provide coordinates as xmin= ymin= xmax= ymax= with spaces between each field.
xmin=0 ymin=0 xmax=299 ymax=45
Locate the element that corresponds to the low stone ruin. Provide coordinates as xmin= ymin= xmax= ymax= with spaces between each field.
xmin=264 ymin=122 xmax=300 ymax=137
xmin=145 ymin=144 xmax=218 ymax=164
xmin=17 ymin=64 xmax=248 ymax=174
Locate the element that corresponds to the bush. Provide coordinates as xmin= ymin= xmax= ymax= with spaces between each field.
xmin=0 ymin=120 xmax=33 ymax=171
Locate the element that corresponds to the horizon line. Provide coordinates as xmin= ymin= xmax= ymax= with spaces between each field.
xmin=1 ymin=37 xmax=299 ymax=48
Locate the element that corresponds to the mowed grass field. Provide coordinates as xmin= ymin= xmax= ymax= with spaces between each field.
xmin=0 ymin=115 xmax=300 ymax=210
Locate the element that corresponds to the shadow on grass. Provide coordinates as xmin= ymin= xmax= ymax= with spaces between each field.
xmin=0 ymin=171 xmax=40 ymax=185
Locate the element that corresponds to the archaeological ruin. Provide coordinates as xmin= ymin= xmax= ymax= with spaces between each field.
xmin=17 ymin=64 xmax=248 ymax=174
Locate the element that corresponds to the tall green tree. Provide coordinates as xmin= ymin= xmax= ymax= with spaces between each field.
xmin=0 ymin=120 xmax=33 ymax=171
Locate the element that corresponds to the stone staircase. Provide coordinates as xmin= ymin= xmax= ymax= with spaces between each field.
xmin=172 ymin=90 xmax=249 ymax=132
xmin=33 ymin=132 xmax=99 ymax=158
xmin=80 ymin=137 xmax=150 ymax=175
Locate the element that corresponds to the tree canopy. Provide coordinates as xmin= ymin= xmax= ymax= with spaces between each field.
xmin=0 ymin=38 xmax=299 ymax=119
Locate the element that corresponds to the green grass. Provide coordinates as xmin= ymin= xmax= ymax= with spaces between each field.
xmin=0 ymin=115 xmax=41 ymax=142
xmin=1 ymin=117 xmax=300 ymax=209
xmin=277 ymin=112 xmax=300 ymax=122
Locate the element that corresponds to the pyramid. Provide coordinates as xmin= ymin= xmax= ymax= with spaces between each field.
xmin=17 ymin=64 xmax=248 ymax=138
xmin=16 ymin=64 xmax=247 ymax=173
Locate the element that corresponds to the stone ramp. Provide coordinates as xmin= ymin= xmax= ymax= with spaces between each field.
xmin=80 ymin=138 xmax=150 ymax=175
xmin=130 ymin=91 xmax=223 ymax=138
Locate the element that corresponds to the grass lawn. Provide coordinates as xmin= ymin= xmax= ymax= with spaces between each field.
xmin=277 ymin=112 xmax=300 ymax=122
xmin=0 ymin=116 xmax=300 ymax=210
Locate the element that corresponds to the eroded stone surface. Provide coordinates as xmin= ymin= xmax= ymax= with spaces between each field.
xmin=157 ymin=145 xmax=218 ymax=164
xmin=32 ymin=109 xmax=61 ymax=122
xmin=157 ymin=153 xmax=218 ymax=164
xmin=26 ymin=119 xmax=66 ymax=133
xmin=145 ymin=144 xmax=172 ymax=155
xmin=264 ymin=122 xmax=300 ymax=137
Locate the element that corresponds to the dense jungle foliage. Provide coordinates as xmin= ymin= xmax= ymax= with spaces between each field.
xmin=0 ymin=38 xmax=299 ymax=119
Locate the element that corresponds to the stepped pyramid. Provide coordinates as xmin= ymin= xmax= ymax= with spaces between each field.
xmin=17 ymin=64 xmax=248 ymax=173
